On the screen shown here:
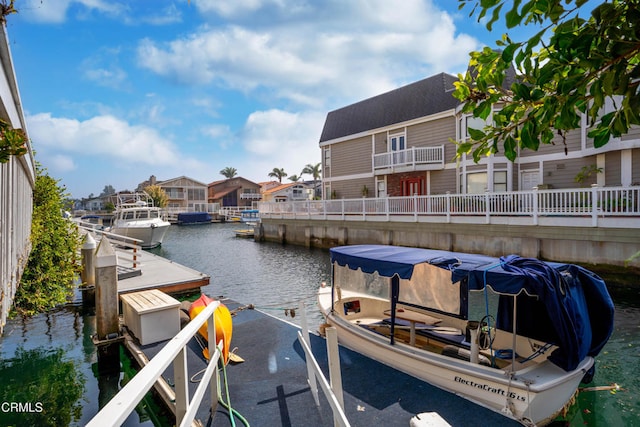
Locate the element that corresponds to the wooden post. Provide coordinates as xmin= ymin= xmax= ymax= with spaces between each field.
xmin=81 ymin=233 xmax=96 ymax=287
xmin=95 ymin=238 xmax=119 ymax=341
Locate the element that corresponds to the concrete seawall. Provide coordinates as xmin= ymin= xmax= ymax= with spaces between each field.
xmin=257 ymin=218 xmax=640 ymax=268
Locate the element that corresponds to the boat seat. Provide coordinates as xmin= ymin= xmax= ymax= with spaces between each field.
xmin=384 ymin=318 xmax=470 ymax=348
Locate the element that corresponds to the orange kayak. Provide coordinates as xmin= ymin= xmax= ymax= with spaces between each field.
xmin=189 ymin=294 xmax=232 ymax=363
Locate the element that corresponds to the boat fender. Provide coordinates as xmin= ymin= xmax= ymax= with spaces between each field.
xmin=180 ymin=300 xmax=192 ymax=316
xmin=179 ymin=310 xmax=191 ymax=329
xmin=409 ymin=412 xmax=452 ymax=427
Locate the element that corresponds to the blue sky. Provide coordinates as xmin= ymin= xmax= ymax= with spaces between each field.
xmin=8 ymin=0 xmax=528 ymax=198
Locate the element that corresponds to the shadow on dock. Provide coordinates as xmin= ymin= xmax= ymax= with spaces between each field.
xmin=127 ymin=299 xmax=520 ymax=427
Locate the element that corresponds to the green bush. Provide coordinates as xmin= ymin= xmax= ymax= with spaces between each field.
xmin=13 ymin=166 xmax=81 ymax=317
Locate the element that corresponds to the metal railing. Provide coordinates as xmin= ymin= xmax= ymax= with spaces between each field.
xmin=298 ymin=301 xmax=350 ymax=427
xmin=373 ymin=146 xmax=445 ymax=171
xmin=86 ymin=300 xmax=222 ymax=427
xmin=76 ymin=222 xmax=143 ymax=270
xmin=259 ymin=185 xmax=640 ymax=227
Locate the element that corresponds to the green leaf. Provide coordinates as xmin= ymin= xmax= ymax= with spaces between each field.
xmin=467 ymin=127 xmax=487 ymax=141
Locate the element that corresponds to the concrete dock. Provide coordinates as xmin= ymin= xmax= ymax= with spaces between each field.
xmin=126 ymin=298 xmax=520 ymax=427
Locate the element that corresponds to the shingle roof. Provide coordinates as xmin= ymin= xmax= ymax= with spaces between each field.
xmin=319 ymin=73 xmax=460 ymax=143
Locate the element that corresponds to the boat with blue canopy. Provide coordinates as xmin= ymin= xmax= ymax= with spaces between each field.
xmin=317 ymin=244 xmax=614 ymax=426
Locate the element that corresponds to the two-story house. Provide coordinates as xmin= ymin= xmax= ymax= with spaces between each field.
xmin=319 ymin=72 xmax=640 ymax=200
xmin=208 ymin=177 xmax=261 ymax=207
xmin=156 ymin=176 xmax=209 ymax=211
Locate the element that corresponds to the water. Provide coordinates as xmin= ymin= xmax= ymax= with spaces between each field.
xmin=0 ymin=222 xmax=638 ymax=426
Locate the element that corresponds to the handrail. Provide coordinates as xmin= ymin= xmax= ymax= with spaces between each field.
xmin=76 ymin=223 xmax=143 ymax=269
xmin=259 ymin=185 xmax=640 ymax=227
xmin=86 ymin=300 xmax=222 ymax=427
xmin=298 ymin=302 xmax=350 ymax=427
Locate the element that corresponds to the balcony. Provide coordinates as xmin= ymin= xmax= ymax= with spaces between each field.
xmin=373 ymin=146 xmax=444 ymax=174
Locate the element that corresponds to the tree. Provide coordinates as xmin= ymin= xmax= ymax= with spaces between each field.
xmin=0 ymin=118 xmax=27 ymax=163
xmin=220 ymin=167 xmax=238 ymax=178
xmin=268 ymin=167 xmax=287 ymax=183
xmin=455 ymin=0 xmax=640 ymax=162
xmin=14 ymin=165 xmax=81 ymax=316
xmin=99 ymin=185 xmax=116 ymax=197
xmin=144 ymin=185 xmax=168 ymax=208
xmin=288 ymin=174 xmax=301 ymax=182
xmin=302 ymin=163 xmax=322 ymax=181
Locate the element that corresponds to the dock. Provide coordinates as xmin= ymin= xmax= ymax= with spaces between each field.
xmin=116 ymin=248 xmax=210 ymax=294
xmin=125 ymin=298 xmax=520 ymax=427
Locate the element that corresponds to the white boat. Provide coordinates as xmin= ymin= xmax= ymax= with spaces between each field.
xmin=109 ymin=192 xmax=170 ymax=249
xmin=318 ymin=245 xmax=614 ymax=426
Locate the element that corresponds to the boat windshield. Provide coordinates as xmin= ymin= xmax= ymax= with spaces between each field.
xmin=333 ymin=264 xmax=390 ymax=299
xmin=137 ymin=211 xmax=149 ymax=219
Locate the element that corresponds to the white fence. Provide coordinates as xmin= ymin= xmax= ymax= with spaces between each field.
xmin=0 ymin=155 xmax=35 ymax=334
xmin=259 ymin=185 xmax=640 ymax=228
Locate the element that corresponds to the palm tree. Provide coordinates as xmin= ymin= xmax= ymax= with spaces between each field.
xmin=268 ymin=167 xmax=287 ymax=183
xmin=220 ymin=167 xmax=238 ymax=179
xmin=302 ymin=163 xmax=321 ymax=182
xmin=288 ymin=174 xmax=302 ymax=182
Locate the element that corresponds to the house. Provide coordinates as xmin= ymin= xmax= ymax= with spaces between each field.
xmin=319 ymin=72 xmax=640 ymax=200
xmin=155 ymin=176 xmax=209 ymax=211
xmin=261 ymin=182 xmax=313 ymax=203
xmin=208 ymin=177 xmax=261 ymax=207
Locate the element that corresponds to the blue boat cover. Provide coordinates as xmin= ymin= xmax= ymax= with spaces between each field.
xmin=330 ymin=245 xmax=615 ymax=371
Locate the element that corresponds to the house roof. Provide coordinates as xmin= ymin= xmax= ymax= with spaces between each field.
xmin=319 ymin=72 xmax=460 ymax=143
xmin=211 ymin=186 xmax=241 ymax=199
xmin=262 ymin=182 xmax=297 ymax=195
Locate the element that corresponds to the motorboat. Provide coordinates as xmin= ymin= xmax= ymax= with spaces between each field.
xmin=109 ymin=192 xmax=170 ymax=249
xmin=317 ymin=245 xmax=614 ymax=426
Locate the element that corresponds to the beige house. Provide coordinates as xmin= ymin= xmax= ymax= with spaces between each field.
xmin=156 ymin=176 xmax=209 ymax=211
xmin=319 ymin=73 xmax=640 ymax=200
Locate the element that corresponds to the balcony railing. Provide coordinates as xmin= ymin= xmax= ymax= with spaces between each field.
xmin=258 ymin=185 xmax=640 ymax=228
xmin=373 ymin=146 xmax=445 ymax=172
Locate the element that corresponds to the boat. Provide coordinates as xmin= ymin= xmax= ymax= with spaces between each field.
xmin=189 ymin=294 xmax=233 ymax=363
xmin=240 ymin=209 xmax=260 ymax=226
xmin=109 ymin=192 xmax=170 ymax=249
xmin=176 ymin=211 xmax=212 ymax=225
xmin=234 ymin=228 xmax=255 ymax=238
xmin=317 ymin=245 xmax=614 ymax=426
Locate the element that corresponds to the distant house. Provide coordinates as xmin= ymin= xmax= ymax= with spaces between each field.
xmin=262 ymin=182 xmax=313 ymax=203
xmin=208 ymin=177 xmax=261 ymax=207
xmin=156 ymin=176 xmax=208 ymax=211
xmin=319 ymin=72 xmax=640 ymax=200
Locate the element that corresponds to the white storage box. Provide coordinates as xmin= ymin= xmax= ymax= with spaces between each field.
xmin=121 ymin=289 xmax=180 ymax=345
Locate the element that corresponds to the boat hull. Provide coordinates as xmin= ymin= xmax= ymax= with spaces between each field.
xmin=318 ymin=288 xmax=590 ymax=426
xmin=110 ymin=221 xmax=169 ymax=249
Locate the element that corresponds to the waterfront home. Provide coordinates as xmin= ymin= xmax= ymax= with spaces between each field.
xmin=261 ymin=182 xmax=313 ymax=203
xmin=208 ymin=177 xmax=261 ymax=207
xmin=0 ymin=25 xmax=35 ymax=333
xmin=154 ymin=175 xmax=209 ymax=211
xmin=319 ymin=72 xmax=640 ymax=200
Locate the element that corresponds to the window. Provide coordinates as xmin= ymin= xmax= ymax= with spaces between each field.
xmin=493 ymin=171 xmax=507 ymax=192
xmin=461 ymin=114 xmax=487 ymax=139
xmin=467 ymin=172 xmax=487 ymax=194
xmin=390 ymin=134 xmax=405 ymax=152
xmin=323 ymin=147 xmax=331 ymax=177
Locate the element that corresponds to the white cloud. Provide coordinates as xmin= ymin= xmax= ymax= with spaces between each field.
xmin=238 ymin=109 xmax=324 ymax=179
xmin=137 ymin=0 xmax=481 ymax=108
xmin=49 ymin=154 xmax=76 ymax=172
xmin=26 ymin=112 xmax=201 ymax=167
xmin=21 ymin=0 xmax=124 ymax=23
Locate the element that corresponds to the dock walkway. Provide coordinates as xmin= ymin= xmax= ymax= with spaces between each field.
xmin=129 ymin=299 xmax=519 ymax=427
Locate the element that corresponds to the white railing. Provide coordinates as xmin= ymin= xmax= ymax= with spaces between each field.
xmin=298 ymin=302 xmax=350 ymax=427
xmin=0 ymin=155 xmax=35 ymax=334
xmin=86 ymin=300 xmax=222 ymax=427
xmin=259 ymin=185 xmax=640 ymax=227
xmin=77 ymin=223 xmax=143 ymax=270
xmin=373 ymin=146 xmax=444 ymax=171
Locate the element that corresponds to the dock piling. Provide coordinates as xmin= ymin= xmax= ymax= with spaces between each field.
xmin=94 ymin=238 xmax=121 ymax=341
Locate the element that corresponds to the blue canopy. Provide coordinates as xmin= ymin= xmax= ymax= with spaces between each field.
xmin=330 ymin=245 xmax=615 ymax=371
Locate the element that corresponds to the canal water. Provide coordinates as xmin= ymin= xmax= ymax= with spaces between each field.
xmin=0 ymin=222 xmax=638 ymax=426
